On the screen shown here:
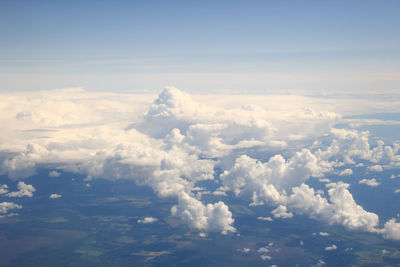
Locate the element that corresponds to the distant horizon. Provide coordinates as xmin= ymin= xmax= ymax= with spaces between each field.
xmin=1 ymin=0 xmax=399 ymax=93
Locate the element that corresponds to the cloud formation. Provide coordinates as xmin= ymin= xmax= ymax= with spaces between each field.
xmin=359 ymin=178 xmax=380 ymax=187
xmin=325 ymin=244 xmax=337 ymax=251
xmin=0 ymin=202 xmax=22 ymax=217
xmin=137 ymin=217 xmax=158 ymax=224
xmin=0 ymin=87 xmax=400 ymax=239
xmin=7 ymin=181 xmax=35 ymax=198
xmin=49 ymin=193 xmax=62 ymax=199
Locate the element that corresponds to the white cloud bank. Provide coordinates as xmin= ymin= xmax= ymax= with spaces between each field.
xmin=0 ymin=87 xmax=400 ymax=239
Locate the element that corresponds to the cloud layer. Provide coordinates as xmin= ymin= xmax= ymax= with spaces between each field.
xmin=1 ymin=87 xmax=400 ymax=239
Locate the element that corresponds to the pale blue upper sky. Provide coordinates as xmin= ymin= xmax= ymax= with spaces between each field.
xmin=1 ymin=0 xmax=399 ymax=93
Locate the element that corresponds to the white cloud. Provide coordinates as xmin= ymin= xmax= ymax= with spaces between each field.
xmin=0 ymin=184 xmax=8 ymax=195
xmin=0 ymin=87 xmax=400 ymax=238
xmin=319 ymin=178 xmax=330 ymax=183
xmin=171 ymin=192 xmax=235 ymax=234
xmin=368 ymin=165 xmax=383 ymax=172
xmin=339 ymin=168 xmax=353 ymax=176
xmin=312 ymin=259 xmax=326 ymax=267
xmin=272 ymin=205 xmax=293 ymax=219
xmin=49 ymin=171 xmax=61 ymax=177
xmin=49 ymin=193 xmax=62 ymax=199
xmin=239 ymin=248 xmax=251 ymax=253
xmin=257 ymin=247 xmax=269 ymax=253
xmin=319 ymin=232 xmax=330 ymax=236
xmin=381 ymin=219 xmax=400 ymax=240
xmin=137 ymin=217 xmax=158 ymax=224
xmin=359 ymin=178 xmax=380 ymax=187
xmin=7 ymin=181 xmax=35 ymax=197
xmin=0 ymin=202 xmax=22 ymax=217
xmin=260 ymin=255 xmax=271 ymax=260
xmin=257 ymin=216 xmax=273 ymax=221
xmin=325 ymin=244 xmax=337 ymax=251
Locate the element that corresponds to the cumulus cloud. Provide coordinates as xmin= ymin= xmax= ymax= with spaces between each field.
xmin=260 ymin=255 xmax=271 ymax=260
xmin=325 ymin=244 xmax=337 ymax=251
xmin=381 ymin=219 xmax=400 ymax=240
xmin=171 ymin=192 xmax=235 ymax=234
xmin=368 ymin=165 xmax=383 ymax=172
xmin=238 ymin=248 xmax=251 ymax=253
xmin=137 ymin=217 xmax=158 ymax=224
xmin=49 ymin=193 xmax=62 ymax=199
xmin=49 ymin=171 xmax=61 ymax=177
xmin=339 ymin=168 xmax=353 ymax=176
xmin=257 ymin=216 xmax=273 ymax=221
xmin=0 ymin=202 xmax=22 ymax=217
xmin=0 ymin=184 xmax=8 ymax=195
xmin=0 ymin=86 xmax=400 ymax=238
xmin=359 ymin=178 xmax=380 ymax=187
xmin=319 ymin=232 xmax=330 ymax=236
xmin=7 ymin=181 xmax=35 ymax=197
xmin=272 ymin=205 xmax=293 ymax=219
xmin=312 ymin=259 xmax=326 ymax=266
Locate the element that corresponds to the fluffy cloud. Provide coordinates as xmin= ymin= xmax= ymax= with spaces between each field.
xmin=0 ymin=87 xmax=400 ymax=238
xmin=257 ymin=216 xmax=273 ymax=221
xmin=0 ymin=184 xmax=8 ymax=195
xmin=7 ymin=181 xmax=35 ymax=197
xmin=137 ymin=217 xmax=158 ymax=224
xmin=359 ymin=178 xmax=380 ymax=187
xmin=271 ymin=205 xmax=293 ymax=219
xmin=49 ymin=193 xmax=62 ymax=199
xmin=381 ymin=219 xmax=400 ymax=240
xmin=368 ymin=165 xmax=383 ymax=172
xmin=325 ymin=244 xmax=337 ymax=251
xmin=49 ymin=171 xmax=61 ymax=177
xmin=0 ymin=202 xmax=22 ymax=217
xmin=339 ymin=168 xmax=353 ymax=176
xmin=171 ymin=192 xmax=235 ymax=234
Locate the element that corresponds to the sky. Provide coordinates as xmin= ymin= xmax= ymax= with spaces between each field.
xmin=2 ymin=2 xmax=400 ymax=259
xmin=1 ymin=0 xmax=400 ymax=93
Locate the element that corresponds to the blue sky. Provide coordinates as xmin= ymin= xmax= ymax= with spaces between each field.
xmin=1 ymin=0 xmax=399 ymax=93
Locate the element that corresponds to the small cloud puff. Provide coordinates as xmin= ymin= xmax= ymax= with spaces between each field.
xmin=260 ymin=255 xmax=271 ymax=260
xmin=368 ymin=165 xmax=383 ymax=172
xmin=238 ymin=247 xmax=251 ymax=253
xmin=359 ymin=178 xmax=380 ymax=187
xmin=49 ymin=193 xmax=62 ymax=199
xmin=257 ymin=216 xmax=273 ymax=221
xmin=339 ymin=168 xmax=353 ymax=176
xmin=137 ymin=217 xmax=158 ymax=224
xmin=325 ymin=244 xmax=337 ymax=251
xmin=0 ymin=184 xmax=8 ymax=195
xmin=312 ymin=259 xmax=326 ymax=267
xmin=49 ymin=171 xmax=61 ymax=177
